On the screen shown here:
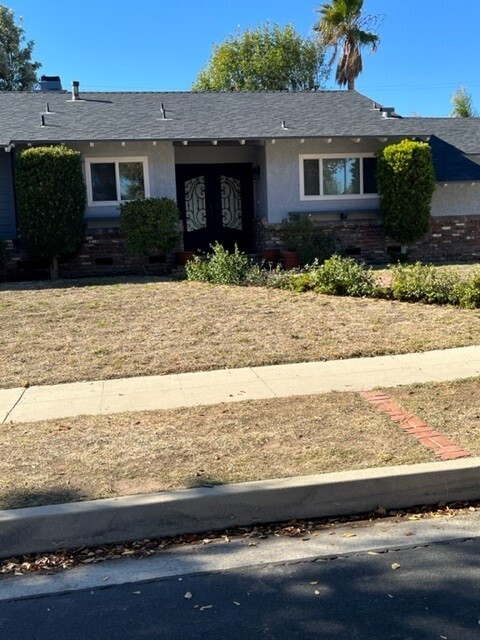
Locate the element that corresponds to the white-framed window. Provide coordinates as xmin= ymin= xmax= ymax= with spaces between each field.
xmin=299 ymin=153 xmax=378 ymax=201
xmin=85 ymin=157 xmax=150 ymax=206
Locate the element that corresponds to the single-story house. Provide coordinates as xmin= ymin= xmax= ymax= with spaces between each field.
xmin=1 ymin=80 xmax=480 ymax=276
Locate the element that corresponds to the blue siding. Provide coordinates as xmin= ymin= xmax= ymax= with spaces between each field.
xmin=0 ymin=151 xmax=16 ymax=239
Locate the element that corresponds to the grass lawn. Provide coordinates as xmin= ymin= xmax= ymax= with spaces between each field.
xmin=1 ymin=278 xmax=480 ymax=388
xmin=0 ymin=392 xmax=434 ymax=510
xmin=390 ymin=377 xmax=480 ymax=457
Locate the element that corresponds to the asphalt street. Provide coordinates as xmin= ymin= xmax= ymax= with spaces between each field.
xmin=1 ymin=537 xmax=479 ymax=640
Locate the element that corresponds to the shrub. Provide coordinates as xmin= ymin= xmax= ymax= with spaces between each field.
xmin=120 ymin=197 xmax=180 ymax=255
xmin=390 ymin=263 xmax=461 ymax=305
xmin=377 ymin=140 xmax=436 ymax=245
xmin=311 ymin=255 xmax=377 ymax=297
xmin=277 ymin=214 xmax=335 ymax=265
xmin=15 ymin=145 xmax=85 ymax=279
xmin=185 ymin=242 xmax=252 ymax=285
xmin=456 ymin=271 xmax=480 ymax=308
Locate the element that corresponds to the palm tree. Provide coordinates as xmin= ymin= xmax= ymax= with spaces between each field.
xmin=450 ymin=86 xmax=477 ymax=117
xmin=314 ymin=0 xmax=381 ymax=91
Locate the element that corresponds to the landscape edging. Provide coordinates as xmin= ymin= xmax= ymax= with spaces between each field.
xmin=1 ymin=458 xmax=479 ymax=558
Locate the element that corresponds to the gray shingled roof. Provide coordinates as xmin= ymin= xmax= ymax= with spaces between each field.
xmin=0 ymin=89 xmax=479 ymax=180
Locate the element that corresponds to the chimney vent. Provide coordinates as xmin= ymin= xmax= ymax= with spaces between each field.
xmin=39 ymin=75 xmax=62 ymax=91
xmin=380 ymin=106 xmax=395 ymax=118
xmin=72 ymin=81 xmax=80 ymax=101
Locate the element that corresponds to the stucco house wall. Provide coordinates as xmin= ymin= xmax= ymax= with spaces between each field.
xmin=67 ymin=141 xmax=176 ymax=223
xmin=431 ymin=182 xmax=480 ymax=217
xmin=264 ymin=138 xmax=384 ymax=223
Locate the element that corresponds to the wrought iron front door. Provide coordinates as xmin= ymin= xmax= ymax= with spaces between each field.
xmin=176 ymin=164 xmax=254 ymax=252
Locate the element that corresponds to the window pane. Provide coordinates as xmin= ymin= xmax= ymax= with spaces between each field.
xmin=323 ymin=158 xmax=360 ymax=195
xmin=363 ymin=157 xmax=378 ymax=194
xmin=303 ymin=159 xmax=320 ymax=195
xmin=91 ymin=163 xmax=117 ymax=201
xmin=119 ymin=162 xmax=145 ymax=200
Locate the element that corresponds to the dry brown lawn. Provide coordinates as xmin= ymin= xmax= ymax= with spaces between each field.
xmin=0 ymin=392 xmax=433 ymax=510
xmin=390 ymin=377 xmax=480 ymax=457
xmin=1 ymin=278 xmax=480 ymax=389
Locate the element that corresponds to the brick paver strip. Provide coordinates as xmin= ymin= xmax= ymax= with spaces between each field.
xmin=360 ymin=391 xmax=471 ymax=461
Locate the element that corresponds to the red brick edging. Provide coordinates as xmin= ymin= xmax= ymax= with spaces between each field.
xmin=360 ymin=391 xmax=471 ymax=461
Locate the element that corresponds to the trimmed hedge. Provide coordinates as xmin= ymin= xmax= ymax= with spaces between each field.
xmin=377 ymin=140 xmax=436 ymax=245
xmin=120 ymin=197 xmax=180 ymax=255
xmin=15 ymin=145 xmax=85 ymax=277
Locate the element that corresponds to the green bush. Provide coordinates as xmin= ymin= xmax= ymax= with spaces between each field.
xmin=120 ymin=197 xmax=180 ymax=255
xmin=377 ymin=140 xmax=436 ymax=245
xmin=277 ymin=214 xmax=335 ymax=265
xmin=390 ymin=263 xmax=461 ymax=305
xmin=16 ymin=145 xmax=85 ymax=279
xmin=455 ymin=271 xmax=480 ymax=308
xmin=185 ymin=242 xmax=252 ymax=285
xmin=311 ymin=255 xmax=377 ymax=297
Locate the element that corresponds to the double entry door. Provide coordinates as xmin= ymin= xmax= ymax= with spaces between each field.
xmin=175 ymin=163 xmax=254 ymax=253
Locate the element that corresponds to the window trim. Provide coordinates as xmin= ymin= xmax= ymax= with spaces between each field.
xmin=299 ymin=153 xmax=378 ymax=201
xmin=85 ymin=156 xmax=150 ymax=206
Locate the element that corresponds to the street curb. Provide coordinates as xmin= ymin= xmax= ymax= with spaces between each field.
xmin=1 ymin=458 xmax=480 ymax=558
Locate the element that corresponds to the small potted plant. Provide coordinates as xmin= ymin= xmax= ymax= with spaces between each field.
xmin=260 ymin=247 xmax=280 ymax=263
xmin=278 ymin=213 xmax=334 ymax=269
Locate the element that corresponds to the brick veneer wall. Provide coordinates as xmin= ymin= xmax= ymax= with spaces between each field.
xmin=258 ymin=215 xmax=480 ymax=264
xmin=3 ymin=216 xmax=480 ymax=281
xmin=3 ymin=229 xmax=177 ymax=280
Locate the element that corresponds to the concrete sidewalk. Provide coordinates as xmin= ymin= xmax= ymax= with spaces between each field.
xmin=1 ymin=345 xmax=480 ymax=424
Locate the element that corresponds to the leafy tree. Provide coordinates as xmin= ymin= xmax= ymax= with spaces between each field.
xmin=377 ymin=140 xmax=436 ymax=247
xmin=314 ymin=0 xmax=381 ymax=90
xmin=192 ymin=23 xmax=327 ymax=91
xmin=0 ymin=5 xmax=41 ymax=91
xmin=16 ymin=146 xmax=85 ymax=279
xmin=450 ymin=86 xmax=477 ymax=117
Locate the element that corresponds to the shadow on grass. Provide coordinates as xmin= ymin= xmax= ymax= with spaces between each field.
xmin=0 ymin=486 xmax=91 ymax=511
xmin=183 ymin=474 xmax=227 ymax=490
xmin=0 ymin=274 xmax=177 ymax=294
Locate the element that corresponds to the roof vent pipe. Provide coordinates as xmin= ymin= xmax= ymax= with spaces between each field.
xmin=71 ymin=81 xmax=80 ymax=101
xmin=160 ymin=103 xmax=166 ymax=119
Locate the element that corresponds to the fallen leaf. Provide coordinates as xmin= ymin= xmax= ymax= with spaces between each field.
xmin=391 ymin=563 xmax=401 ymax=570
xmin=342 ymin=533 xmax=356 ymax=538
xmin=233 ymin=601 xmax=240 ymax=606
xmin=367 ymin=551 xmax=379 ymax=556
xmin=200 ymin=605 xmax=213 ymax=611
xmin=310 ymin=581 xmax=318 ymax=585
xmin=132 ymin=591 xmax=141 ymax=595
xmin=184 ymin=591 xmax=193 ymax=600
xmin=314 ymin=590 xmax=320 ymax=595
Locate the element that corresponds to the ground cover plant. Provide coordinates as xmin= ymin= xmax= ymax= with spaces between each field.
xmin=1 ymin=276 xmax=480 ymax=388
xmin=0 ymin=392 xmax=433 ymax=509
xmin=186 ymin=246 xmax=480 ymax=309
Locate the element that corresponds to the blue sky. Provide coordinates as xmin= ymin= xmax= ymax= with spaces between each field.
xmin=6 ymin=0 xmax=480 ymax=116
